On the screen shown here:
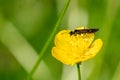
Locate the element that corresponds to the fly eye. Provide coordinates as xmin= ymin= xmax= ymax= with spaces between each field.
xmin=70 ymin=31 xmax=74 ymax=35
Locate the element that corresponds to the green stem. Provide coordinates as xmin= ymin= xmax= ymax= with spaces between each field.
xmin=77 ymin=63 xmax=81 ymax=80
xmin=28 ymin=0 xmax=71 ymax=79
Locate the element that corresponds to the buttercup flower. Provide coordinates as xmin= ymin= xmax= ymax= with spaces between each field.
xmin=52 ymin=27 xmax=103 ymax=65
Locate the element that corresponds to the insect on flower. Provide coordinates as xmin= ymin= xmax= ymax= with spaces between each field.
xmin=52 ymin=27 xmax=103 ymax=65
xmin=70 ymin=28 xmax=99 ymax=35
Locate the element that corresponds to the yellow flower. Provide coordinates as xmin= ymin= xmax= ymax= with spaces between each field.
xmin=52 ymin=27 xmax=103 ymax=65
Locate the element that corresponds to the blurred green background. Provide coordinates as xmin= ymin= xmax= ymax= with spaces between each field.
xmin=0 ymin=0 xmax=120 ymax=80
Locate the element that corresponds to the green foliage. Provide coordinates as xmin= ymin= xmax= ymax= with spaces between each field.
xmin=0 ymin=0 xmax=120 ymax=80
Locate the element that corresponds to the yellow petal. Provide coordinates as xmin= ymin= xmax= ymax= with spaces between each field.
xmin=52 ymin=47 xmax=74 ymax=65
xmin=54 ymin=30 xmax=71 ymax=49
xmin=80 ymin=39 xmax=103 ymax=61
xmin=75 ymin=27 xmax=86 ymax=30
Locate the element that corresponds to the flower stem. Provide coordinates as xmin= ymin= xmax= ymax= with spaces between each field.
xmin=28 ymin=0 xmax=71 ymax=79
xmin=77 ymin=63 xmax=81 ymax=80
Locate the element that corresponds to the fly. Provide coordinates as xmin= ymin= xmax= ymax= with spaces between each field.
xmin=70 ymin=28 xmax=99 ymax=35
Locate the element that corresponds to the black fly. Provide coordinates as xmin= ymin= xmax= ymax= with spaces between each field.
xmin=70 ymin=28 xmax=99 ymax=35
